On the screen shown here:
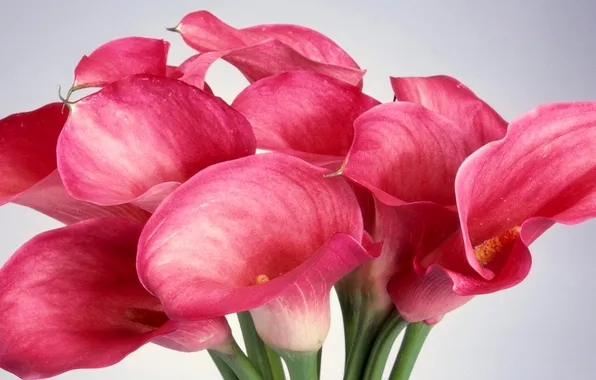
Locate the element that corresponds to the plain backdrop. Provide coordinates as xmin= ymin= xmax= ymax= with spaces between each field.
xmin=1 ymin=1 xmax=595 ymax=379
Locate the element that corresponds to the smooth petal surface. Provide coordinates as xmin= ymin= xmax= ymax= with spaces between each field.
xmin=388 ymin=265 xmax=474 ymax=323
xmin=57 ymin=75 xmax=256 ymax=206
xmin=391 ymin=75 xmax=508 ymax=150
xmin=13 ymin=171 xmax=150 ymax=224
xmin=342 ymin=102 xmax=471 ymax=205
xmin=0 ymin=218 xmax=231 ymax=379
xmin=0 ymin=103 xmax=67 ymax=205
xmin=173 ymin=11 xmax=365 ymax=86
xmin=250 ymin=234 xmax=374 ymax=351
xmin=73 ymin=37 xmax=170 ymax=89
xmin=137 ymin=153 xmax=363 ymax=321
xmin=456 ymin=102 xmax=596 ymax=282
xmin=232 ymin=71 xmax=379 ymax=163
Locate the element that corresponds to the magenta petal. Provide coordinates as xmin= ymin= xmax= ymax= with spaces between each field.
xmin=174 ymin=11 xmax=364 ymax=86
xmin=13 ymin=171 xmax=149 ymax=224
xmin=388 ymin=265 xmax=474 ymax=323
xmin=57 ymin=75 xmax=256 ymax=206
xmin=456 ymin=102 xmax=596 ymax=278
xmin=342 ymin=102 xmax=471 ymax=205
xmin=390 ymin=75 xmax=507 ymax=150
xmin=137 ymin=153 xmax=364 ymax=322
xmin=232 ymin=71 xmax=379 ymax=161
xmin=73 ymin=37 xmax=170 ymax=89
xmin=0 ymin=218 xmax=230 ymax=379
xmin=251 ymin=233 xmax=373 ymax=351
xmin=0 ymin=103 xmax=67 ymax=205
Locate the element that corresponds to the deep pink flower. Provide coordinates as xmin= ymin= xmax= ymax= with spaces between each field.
xmin=137 ymin=153 xmax=377 ymax=351
xmin=72 ymin=37 xmax=170 ymax=90
xmin=341 ymin=76 xmax=596 ymax=322
xmin=0 ymin=103 xmax=149 ymax=224
xmin=169 ymin=10 xmax=365 ymax=87
xmin=0 ymin=218 xmax=231 ymax=379
xmin=57 ymin=75 xmax=256 ymax=212
xmin=231 ymin=71 xmax=379 ymax=166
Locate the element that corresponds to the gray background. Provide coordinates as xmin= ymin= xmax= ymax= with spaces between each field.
xmin=1 ymin=1 xmax=595 ymax=379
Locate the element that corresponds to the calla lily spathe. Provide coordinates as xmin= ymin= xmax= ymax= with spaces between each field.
xmin=0 ymin=103 xmax=149 ymax=224
xmin=137 ymin=153 xmax=378 ymax=352
xmin=0 ymin=218 xmax=232 ymax=379
xmin=169 ymin=10 xmax=365 ymax=88
xmin=340 ymin=76 xmax=596 ymax=322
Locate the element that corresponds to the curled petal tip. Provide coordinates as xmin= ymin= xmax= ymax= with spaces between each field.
xmin=323 ymin=161 xmax=346 ymax=178
xmin=166 ymin=25 xmax=180 ymax=33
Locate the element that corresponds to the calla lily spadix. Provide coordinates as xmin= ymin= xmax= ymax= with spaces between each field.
xmin=57 ymin=74 xmax=256 ymax=212
xmin=137 ymin=153 xmax=379 ymax=352
xmin=0 ymin=103 xmax=149 ymax=224
xmin=340 ymin=76 xmax=596 ymax=322
xmin=232 ymin=70 xmax=380 ymax=166
xmin=168 ymin=10 xmax=365 ymax=87
xmin=0 ymin=218 xmax=232 ymax=380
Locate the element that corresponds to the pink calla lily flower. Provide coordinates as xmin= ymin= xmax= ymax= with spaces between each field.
xmin=137 ymin=153 xmax=378 ymax=352
xmin=57 ymin=74 xmax=256 ymax=212
xmin=169 ymin=10 xmax=365 ymax=87
xmin=231 ymin=71 xmax=379 ymax=166
xmin=0 ymin=103 xmax=149 ymax=224
xmin=72 ymin=37 xmax=170 ymax=90
xmin=0 ymin=218 xmax=232 ymax=379
xmin=341 ymin=76 xmax=596 ymax=322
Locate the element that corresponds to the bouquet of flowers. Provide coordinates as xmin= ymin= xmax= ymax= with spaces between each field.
xmin=1 ymin=9 xmax=594 ymax=380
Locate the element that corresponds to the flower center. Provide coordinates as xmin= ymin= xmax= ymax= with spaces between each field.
xmin=474 ymin=226 xmax=521 ymax=266
xmin=124 ymin=307 xmax=169 ymax=329
xmin=255 ymin=274 xmax=270 ymax=285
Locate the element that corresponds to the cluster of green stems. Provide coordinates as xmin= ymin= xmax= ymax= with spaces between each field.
xmin=208 ymin=298 xmax=432 ymax=380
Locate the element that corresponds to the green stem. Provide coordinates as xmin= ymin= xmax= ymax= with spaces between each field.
xmin=278 ymin=350 xmax=319 ymax=380
xmin=343 ymin=309 xmax=388 ymax=380
xmin=363 ymin=311 xmax=408 ymax=380
xmin=238 ymin=312 xmax=286 ymax=380
xmin=388 ymin=322 xmax=433 ymax=380
xmin=317 ymin=348 xmax=322 ymax=377
xmin=209 ymin=350 xmax=240 ymax=380
xmin=210 ymin=340 xmax=263 ymax=380
xmin=336 ymin=285 xmax=361 ymax=360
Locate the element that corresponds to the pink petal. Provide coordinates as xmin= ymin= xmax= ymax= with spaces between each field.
xmin=13 ymin=171 xmax=150 ymax=224
xmin=57 ymin=74 xmax=256 ymax=206
xmin=232 ymin=71 xmax=379 ymax=163
xmin=73 ymin=37 xmax=170 ymax=89
xmin=250 ymin=233 xmax=374 ymax=351
xmin=342 ymin=102 xmax=472 ymax=206
xmin=137 ymin=153 xmax=364 ymax=321
xmin=456 ymin=102 xmax=596 ymax=281
xmin=0 ymin=218 xmax=230 ymax=379
xmin=0 ymin=103 xmax=66 ymax=205
xmin=388 ymin=265 xmax=474 ymax=323
xmin=172 ymin=11 xmax=365 ymax=86
xmin=390 ymin=75 xmax=508 ymax=150
xmin=166 ymin=61 xmax=214 ymax=95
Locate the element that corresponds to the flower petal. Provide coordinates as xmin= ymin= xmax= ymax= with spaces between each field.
xmin=250 ymin=233 xmax=374 ymax=351
xmin=137 ymin=153 xmax=363 ymax=320
xmin=57 ymin=74 xmax=256 ymax=206
xmin=388 ymin=265 xmax=474 ymax=323
xmin=73 ymin=37 xmax=170 ymax=89
xmin=172 ymin=11 xmax=364 ymax=86
xmin=342 ymin=102 xmax=471 ymax=205
xmin=390 ymin=75 xmax=507 ymax=150
xmin=0 ymin=103 xmax=67 ymax=205
xmin=456 ymin=102 xmax=596 ymax=280
xmin=0 ymin=218 xmax=230 ymax=379
xmin=13 ymin=171 xmax=150 ymax=224
xmin=232 ymin=71 xmax=379 ymax=163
